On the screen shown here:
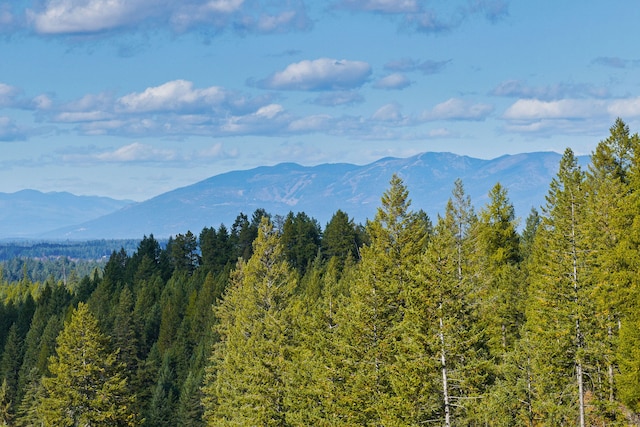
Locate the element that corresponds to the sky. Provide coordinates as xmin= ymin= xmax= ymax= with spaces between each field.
xmin=1 ymin=0 xmax=640 ymax=201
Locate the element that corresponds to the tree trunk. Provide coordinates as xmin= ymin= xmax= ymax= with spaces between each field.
xmin=439 ymin=310 xmax=451 ymax=427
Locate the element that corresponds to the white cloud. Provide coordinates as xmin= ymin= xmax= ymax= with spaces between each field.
xmin=372 ymin=103 xmax=403 ymax=122
xmin=502 ymin=99 xmax=606 ymax=120
xmin=422 ymin=98 xmax=494 ymax=121
xmin=27 ymin=0 xmax=159 ymax=34
xmin=260 ymin=58 xmax=372 ymax=91
xmin=220 ymin=103 xmax=288 ymax=135
xmin=374 ymin=73 xmax=411 ymax=90
xmin=27 ymin=0 xmax=308 ymax=35
xmin=88 ymin=142 xmax=177 ymax=162
xmin=117 ymin=80 xmax=227 ymax=113
xmin=608 ymin=97 xmax=640 ymax=117
xmin=288 ymin=115 xmax=332 ymax=132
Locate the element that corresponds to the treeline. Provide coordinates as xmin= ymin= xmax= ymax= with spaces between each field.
xmin=0 ymin=239 xmax=142 ymax=283
xmin=0 ymin=239 xmax=141 ymax=261
xmin=1 ymin=119 xmax=640 ymax=426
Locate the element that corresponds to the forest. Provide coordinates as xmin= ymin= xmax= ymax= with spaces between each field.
xmin=0 ymin=119 xmax=640 ymax=426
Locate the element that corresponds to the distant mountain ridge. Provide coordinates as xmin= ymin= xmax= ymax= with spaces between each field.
xmin=0 ymin=190 xmax=133 ymax=239
xmin=37 ymin=151 xmax=589 ymax=240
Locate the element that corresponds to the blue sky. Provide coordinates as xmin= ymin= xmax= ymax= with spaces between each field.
xmin=1 ymin=0 xmax=640 ymax=201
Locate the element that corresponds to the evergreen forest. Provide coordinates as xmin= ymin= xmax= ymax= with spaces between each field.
xmin=2 ymin=119 xmax=640 ymax=426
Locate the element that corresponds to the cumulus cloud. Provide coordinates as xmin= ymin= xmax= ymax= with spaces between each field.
xmin=220 ymin=103 xmax=290 ymax=135
xmin=491 ymin=80 xmax=610 ymax=100
xmin=499 ymin=96 xmax=640 ymax=137
xmin=25 ymin=0 xmax=310 ymax=36
xmin=384 ymin=58 xmax=451 ymax=74
xmin=422 ymin=98 xmax=494 ymax=121
xmin=503 ymin=97 xmax=640 ymax=122
xmin=117 ymin=80 xmax=229 ymax=113
xmin=373 ymin=73 xmax=411 ymax=90
xmin=27 ymin=0 xmax=159 ymax=34
xmin=259 ymin=58 xmax=372 ymax=91
xmin=502 ymin=99 xmax=607 ymax=121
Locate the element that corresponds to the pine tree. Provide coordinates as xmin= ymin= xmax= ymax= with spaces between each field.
xmin=202 ymin=217 xmax=297 ymax=426
xmin=39 ymin=302 xmax=139 ymax=426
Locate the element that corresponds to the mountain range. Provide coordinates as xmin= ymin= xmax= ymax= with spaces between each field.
xmin=2 ymin=151 xmax=589 ymax=240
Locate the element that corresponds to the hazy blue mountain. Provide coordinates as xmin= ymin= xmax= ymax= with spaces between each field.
xmin=0 ymin=190 xmax=134 ymax=238
xmin=42 ymin=151 xmax=588 ymax=240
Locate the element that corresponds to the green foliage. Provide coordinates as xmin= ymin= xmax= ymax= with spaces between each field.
xmin=202 ymin=217 xmax=297 ymax=426
xmin=39 ymin=302 xmax=140 ymax=426
xmin=280 ymin=211 xmax=322 ymax=276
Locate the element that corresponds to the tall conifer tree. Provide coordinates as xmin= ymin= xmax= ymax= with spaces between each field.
xmin=39 ymin=302 xmax=139 ymax=426
xmin=526 ymin=148 xmax=591 ymax=426
xmin=202 ymin=217 xmax=297 ymax=426
xmin=330 ymin=174 xmax=430 ymax=425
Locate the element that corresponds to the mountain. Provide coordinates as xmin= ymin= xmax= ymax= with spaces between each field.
xmin=0 ymin=190 xmax=134 ymax=239
xmin=43 ymin=151 xmax=589 ymax=240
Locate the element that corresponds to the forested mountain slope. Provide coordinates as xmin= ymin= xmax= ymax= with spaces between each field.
xmin=48 ymin=151 xmax=587 ymax=239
